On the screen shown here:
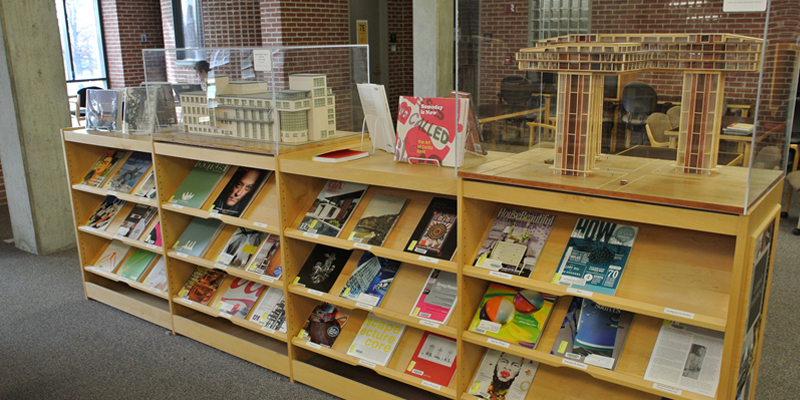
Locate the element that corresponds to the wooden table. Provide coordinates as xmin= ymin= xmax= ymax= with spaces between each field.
xmin=664 ymin=116 xmax=768 ymax=167
xmin=478 ymin=104 xmax=546 ymax=144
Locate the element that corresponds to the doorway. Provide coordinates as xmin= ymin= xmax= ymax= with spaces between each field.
xmin=349 ymin=0 xmax=389 ymax=128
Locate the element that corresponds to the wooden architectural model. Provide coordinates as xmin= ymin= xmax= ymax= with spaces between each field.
xmin=517 ymin=33 xmax=763 ymax=175
xmin=180 ymin=74 xmax=336 ymax=144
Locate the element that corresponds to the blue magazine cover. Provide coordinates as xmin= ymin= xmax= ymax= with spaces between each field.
xmin=552 ymin=218 xmax=638 ymax=296
xmin=104 ymin=151 xmax=152 ymax=193
xmin=340 ymin=252 xmax=401 ymax=306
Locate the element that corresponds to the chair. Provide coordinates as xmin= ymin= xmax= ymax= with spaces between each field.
xmin=496 ymin=76 xmax=539 ymax=141
xmin=526 ymin=121 xmax=556 ymax=148
xmin=666 ymin=106 xmax=681 ymax=129
xmin=621 ymin=82 xmax=657 ymax=146
xmin=645 ymin=113 xmax=673 ymax=148
xmin=784 ymin=167 xmax=800 ymax=235
xmin=70 ymin=86 xmax=102 ymax=126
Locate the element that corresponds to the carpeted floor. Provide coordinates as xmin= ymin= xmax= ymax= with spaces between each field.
xmin=0 ymin=197 xmax=797 ymax=399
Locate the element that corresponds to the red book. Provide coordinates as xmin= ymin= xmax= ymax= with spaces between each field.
xmin=312 ymin=149 xmax=369 ymax=163
xmin=404 ymin=332 xmax=457 ymax=387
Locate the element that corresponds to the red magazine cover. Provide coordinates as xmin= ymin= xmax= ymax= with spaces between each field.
xmin=395 ymin=97 xmax=469 ymax=167
xmin=404 ymin=332 xmax=457 ymax=387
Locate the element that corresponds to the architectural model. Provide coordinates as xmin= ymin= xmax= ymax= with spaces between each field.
xmin=179 ymin=74 xmax=336 ymax=144
xmin=517 ymin=33 xmax=763 ymax=175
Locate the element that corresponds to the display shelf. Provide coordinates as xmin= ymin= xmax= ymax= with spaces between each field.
xmin=72 ymin=184 xmax=158 ymax=206
xmin=78 ymin=226 xmax=164 ymax=255
xmin=63 ymin=128 xmax=153 ymax=153
xmin=85 ymin=266 xmax=169 ymax=300
xmin=172 ymin=296 xmax=288 ymax=343
xmin=83 ymin=280 xmax=172 ymax=329
xmin=162 ymin=201 xmax=280 ymax=235
xmin=167 ymin=250 xmax=284 ymax=290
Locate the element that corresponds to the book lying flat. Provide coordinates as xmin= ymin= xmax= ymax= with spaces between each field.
xmin=313 ymin=148 xmax=369 ymax=163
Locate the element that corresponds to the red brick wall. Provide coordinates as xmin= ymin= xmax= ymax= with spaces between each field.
xmin=478 ymin=0 xmax=530 ymax=106
xmin=100 ymin=0 xmax=165 ymax=89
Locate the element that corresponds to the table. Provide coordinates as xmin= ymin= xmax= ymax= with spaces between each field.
xmin=478 ymin=103 xmax=547 ymax=144
xmin=664 ymin=116 xmax=768 ymax=167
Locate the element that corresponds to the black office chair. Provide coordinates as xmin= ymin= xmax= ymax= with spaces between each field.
xmin=497 ymin=76 xmax=541 ymax=142
xmin=621 ymin=82 xmax=657 ymax=146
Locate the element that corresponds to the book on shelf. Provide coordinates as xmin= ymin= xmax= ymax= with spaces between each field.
xmin=143 ymin=219 xmax=162 ymax=247
xmin=79 ymin=150 xmax=127 ymax=187
xmin=644 ymin=320 xmax=724 ymax=398
xmin=723 ymin=122 xmax=755 ymax=135
xmin=215 ymin=227 xmax=267 ymax=269
xmin=404 ymin=332 xmax=457 ymax=387
xmin=550 ymin=297 xmax=634 ymax=370
xmin=346 ymin=313 xmax=406 ymax=367
xmin=297 ymin=180 xmax=368 ymax=238
xmin=292 ymin=244 xmax=353 ymax=294
xmin=356 ymin=83 xmax=395 ymax=154
xmin=208 ymin=167 xmax=272 ymax=218
xmin=409 ymin=269 xmax=457 ymax=325
xmin=85 ymin=196 xmax=126 ymax=231
xmin=213 ymin=277 xmax=267 ymax=318
xmin=85 ymin=89 xmax=123 ymax=132
xmin=395 ymin=96 xmax=470 ymax=167
xmin=297 ymin=302 xmax=352 ymax=348
xmin=474 ymin=207 xmax=556 ymax=278
xmin=142 ymin=256 xmax=167 ymax=291
xmin=347 ymin=193 xmax=408 ymax=246
xmin=117 ymin=249 xmax=158 ymax=281
xmin=168 ymin=161 xmax=230 ymax=209
xmin=312 ymin=148 xmax=369 ymax=163
xmin=123 ymin=86 xmax=158 ymax=134
xmin=339 ymin=252 xmax=401 ymax=306
xmin=467 ymin=283 xmax=556 ymax=349
xmin=177 ymin=266 xmax=228 ymax=305
xmin=103 ymin=151 xmax=152 ymax=193
xmin=551 ymin=218 xmax=638 ymax=296
xmin=115 ymin=204 xmax=158 ymax=240
xmin=249 ymin=286 xmax=287 ymax=332
xmin=246 ymin=234 xmax=282 ymax=278
xmin=92 ymin=241 xmax=131 ymax=272
xmin=468 ymin=348 xmax=539 ymax=400
xmin=171 ymin=217 xmax=223 ymax=258
xmin=132 ymin=170 xmax=157 ymax=199
xmin=404 ymin=197 xmax=458 ymax=261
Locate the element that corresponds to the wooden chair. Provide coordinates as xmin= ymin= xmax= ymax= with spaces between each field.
xmin=781 ymin=142 xmax=800 ymax=235
xmin=666 ymin=106 xmax=681 ymax=129
xmin=526 ymin=121 xmax=556 ymax=148
xmin=644 ymin=112 xmax=672 ymax=148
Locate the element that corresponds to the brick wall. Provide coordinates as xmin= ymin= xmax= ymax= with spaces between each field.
xmin=387 ymin=0 xmax=414 ymax=118
xmin=478 ymin=0 xmax=530 ymax=106
xmin=100 ymin=0 xmax=165 ymax=89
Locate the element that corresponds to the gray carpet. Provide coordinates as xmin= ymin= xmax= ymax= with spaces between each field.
xmin=0 ymin=196 xmax=797 ymax=399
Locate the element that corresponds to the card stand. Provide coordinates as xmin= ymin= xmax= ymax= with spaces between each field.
xmin=290 ymin=310 xmax=459 ymax=399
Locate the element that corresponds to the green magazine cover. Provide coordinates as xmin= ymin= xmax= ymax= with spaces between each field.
xmin=169 ymin=161 xmax=229 ymax=208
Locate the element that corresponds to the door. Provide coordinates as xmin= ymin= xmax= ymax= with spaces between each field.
xmin=350 ymin=0 xmax=389 ymax=129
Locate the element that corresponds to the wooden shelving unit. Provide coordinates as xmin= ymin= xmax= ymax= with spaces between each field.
xmin=61 ymin=127 xmax=780 ymax=400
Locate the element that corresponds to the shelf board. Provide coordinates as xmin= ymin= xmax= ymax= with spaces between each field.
xmin=153 ymin=140 xmax=277 ymax=170
xmin=63 ymin=128 xmax=153 ymax=152
xmin=173 ymin=312 xmax=290 ymax=376
xmin=161 ymin=202 xmax=280 ymax=235
xmin=73 ymin=184 xmax=159 ymax=206
xmin=84 ymin=281 xmax=171 ymax=329
xmin=84 ymin=266 xmax=169 ymax=300
xmin=153 ymin=130 xmax=362 ymax=157
xmin=77 ymin=226 xmax=165 ymax=255
xmin=172 ymin=297 xmax=288 ymax=343
xmin=167 ymin=250 xmax=284 ymax=289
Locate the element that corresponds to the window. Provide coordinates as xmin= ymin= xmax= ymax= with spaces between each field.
xmin=315 ymin=98 xmax=326 ymax=108
xmin=313 ymin=77 xmax=325 ymax=87
xmin=172 ymin=0 xmax=205 ymax=61
xmin=314 ymin=88 xmax=325 ymax=97
xmin=531 ymin=0 xmax=590 ymax=44
xmin=55 ymin=0 xmax=108 ymax=95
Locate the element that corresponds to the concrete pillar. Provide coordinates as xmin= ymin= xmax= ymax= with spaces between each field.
xmin=412 ymin=0 xmax=454 ymax=98
xmin=0 ymin=1 xmax=75 ymax=254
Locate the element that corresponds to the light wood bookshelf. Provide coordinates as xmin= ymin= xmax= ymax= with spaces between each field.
xmin=61 ymin=127 xmax=780 ymax=400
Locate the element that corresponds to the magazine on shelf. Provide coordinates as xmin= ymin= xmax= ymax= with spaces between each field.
xmin=103 ymin=151 xmax=152 ymax=193
xmin=177 ymin=266 xmax=228 ymax=305
xmin=246 ymin=234 xmax=282 ymax=278
xmin=346 ymin=313 xmax=406 ymax=367
xmin=467 ymin=283 xmax=556 ymax=349
xmin=551 ymin=218 xmax=638 ymax=296
xmin=117 ymin=249 xmax=158 ymax=281
xmin=143 ymin=220 xmax=162 ymax=247
xmin=123 ymin=86 xmax=158 ymax=134
xmin=79 ymin=150 xmax=127 ymax=188
xmin=169 ymin=161 xmax=230 ymax=209
xmin=215 ymin=227 xmax=267 ymax=268
xmin=409 ymin=269 xmax=457 ymax=325
xmin=297 ymin=180 xmax=368 ymax=238
xmin=85 ymin=89 xmax=124 ymax=132
xmin=208 ymin=167 xmax=272 ymax=218
xmin=339 ymin=252 xmax=401 ymax=306
xmin=474 ymin=207 xmax=556 ymax=278
xmin=115 ymin=204 xmax=158 ymax=240
xmin=171 ymin=217 xmax=223 ymax=258
xmin=248 ymin=286 xmax=287 ymax=332
xmin=644 ymin=320 xmax=724 ymax=398
xmin=132 ymin=170 xmax=157 ymax=199
xmin=395 ymin=96 xmax=470 ymax=167
xmin=292 ymin=245 xmax=353 ymax=294
xmin=297 ymin=302 xmax=352 ymax=348
xmin=404 ymin=197 xmax=458 ymax=261
xmin=404 ymin=332 xmax=458 ymax=386
xmin=550 ymin=297 xmax=634 ymax=370
xmin=142 ymin=256 xmax=167 ymax=291
xmin=92 ymin=241 xmax=130 ymax=272
xmin=85 ymin=196 xmax=126 ymax=231
xmin=347 ymin=193 xmax=408 ymax=246
xmin=214 ymin=277 xmax=267 ymax=318
xmin=356 ymin=83 xmax=395 ymax=153
xmin=468 ymin=348 xmax=539 ymax=400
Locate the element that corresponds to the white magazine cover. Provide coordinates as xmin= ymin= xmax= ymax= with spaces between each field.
xmin=356 ymin=83 xmax=395 ymax=153
xmin=468 ymin=349 xmax=538 ymax=400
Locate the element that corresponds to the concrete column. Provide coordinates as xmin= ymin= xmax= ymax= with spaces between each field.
xmin=0 ymin=1 xmax=75 ymax=254
xmin=412 ymin=0 xmax=454 ymax=98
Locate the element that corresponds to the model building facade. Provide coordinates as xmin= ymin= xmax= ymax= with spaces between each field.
xmin=179 ymin=74 xmax=336 ymax=144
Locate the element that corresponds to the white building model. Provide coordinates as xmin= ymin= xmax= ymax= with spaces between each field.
xmin=179 ymin=74 xmax=336 ymax=144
